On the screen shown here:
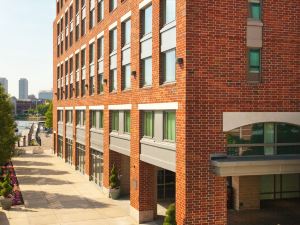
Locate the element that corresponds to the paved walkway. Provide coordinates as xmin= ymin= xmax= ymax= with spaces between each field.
xmin=0 ymin=142 xmax=161 ymax=225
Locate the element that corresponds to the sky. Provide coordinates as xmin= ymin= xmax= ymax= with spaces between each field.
xmin=0 ymin=0 xmax=55 ymax=97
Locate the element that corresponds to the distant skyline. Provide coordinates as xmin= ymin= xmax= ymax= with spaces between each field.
xmin=0 ymin=1 xmax=55 ymax=97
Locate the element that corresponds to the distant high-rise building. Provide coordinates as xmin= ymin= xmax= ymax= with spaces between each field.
xmin=0 ymin=77 xmax=8 ymax=94
xmin=19 ymin=78 xmax=28 ymax=100
xmin=38 ymin=90 xmax=53 ymax=100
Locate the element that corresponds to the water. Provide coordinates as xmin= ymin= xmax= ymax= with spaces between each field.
xmin=16 ymin=121 xmax=34 ymax=135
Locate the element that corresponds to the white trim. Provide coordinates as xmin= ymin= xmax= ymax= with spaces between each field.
xmin=108 ymin=104 xmax=132 ymax=110
xmin=65 ymin=7 xmax=68 ymax=13
xmin=81 ymin=44 xmax=87 ymax=50
xmin=89 ymin=105 xmax=105 ymax=110
xmin=75 ymin=106 xmax=87 ymax=110
xmin=57 ymin=107 xmax=64 ymax=110
xmin=121 ymin=11 xmax=132 ymax=22
xmin=89 ymin=37 xmax=96 ymax=44
xmin=60 ymin=15 xmax=63 ymax=20
xmin=60 ymin=61 xmax=64 ymax=65
xmin=69 ymin=53 xmax=74 ymax=58
xmin=57 ymin=64 xmax=60 ymax=67
xmin=108 ymin=21 xmax=118 ymax=31
xmin=97 ymin=31 xmax=104 ymax=39
xmin=65 ymin=57 xmax=69 ymax=62
xmin=75 ymin=49 xmax=80 ymax=54
xmin=65 ymin=107 xmax=74 ymax=110
xmin=138 ymin=102 xmax=178 ymax=110
xmin=56 ymin=19 xmax=60 ymax=24
xmin=139 ymin=0 xmax=152 ymax=9
xmin=69 ymin=0 xmax=73 ymax=7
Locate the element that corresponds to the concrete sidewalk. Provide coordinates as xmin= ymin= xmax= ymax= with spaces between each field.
xmin=0 ymin=147 xmax=161 ymax=225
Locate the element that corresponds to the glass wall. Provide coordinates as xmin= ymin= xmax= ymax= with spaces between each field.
xmin=76 ymin=143 xmax=85 ymax=174
xmin=90 ymin=149 xmax=103 ymax=186
xmin=66 ymin=138 xmax=73 ymax=165
xmin=226 ymin=123 xmax=300 ymax=156
xmin=157 ymin=169 xmax=175 ymax=200
xmin=261 ymin=174 xmax=300 ymax=200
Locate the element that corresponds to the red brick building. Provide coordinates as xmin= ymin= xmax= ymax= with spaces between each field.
xmin=53 ymin=0 xmax=300 ymax=224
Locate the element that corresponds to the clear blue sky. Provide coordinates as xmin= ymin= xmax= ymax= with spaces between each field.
xmin=0 ymin=0 xmax=55 ymax=97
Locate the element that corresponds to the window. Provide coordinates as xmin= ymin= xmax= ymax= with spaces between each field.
xmin=123 ymin=64 xmax=131 ymax=90
xmin=66 ymin=110 xmax=73 ymax=124
xmin=81 ymin=0 xmax=86 ymax=36
xmin=143 ymin=111 xmax=154 ymax=137
xmin=81 ymin=48 xmax=86 ymax=96
xmin=70 ymin=57 xmax=74 ymax=98
xmin=249 ymin=2 xmax=261 ymax=20
xmin=81 ymin=16 xmax=86 ymax=36
xmin=163 ymin=111 xmax=176 ymax=141
xmin=249 ymin=49 xmax=261 ymax=73
xmin=163 ymin=0 xmax=176 ymax=25
xmin=98 ymin=111 xmax=104 ymax=129
xmin=91 ymin=111 xmax=97 ymax=128
xmin=142 ymin=5 xmax=152 ymax=36
xmin=124 ymin=111 xmax=130 ymax=133
xmin=76 ymin=0 xmax=80 ymax=14
xmin=76 ymin=110 xmax=86 ymax=126
xmin=75 ymin=53 xmax=80 ymax=97
xmin=162 ymin=49 xmax=176 ymax=83
xmin=109 ymin=0 xmax=117 ymax=12
xmin=97 ymin=37 xmax=104 ymax=94
xmin=89 ymin=0 xmax=95 ymax=29
xmin=97 ymin=0 xmax=104 ymax=22
xmin=110 ymin=69 xmax=117 ymax=92
xmin=91 ymin=110 xmax=103 ymax=129
xmin=226 ymin=123 xmax=300 ymax=156
xmin=111 ymin=111 xmax=119 ymax=131
xmin=58 ymin=110 xmax=63 ymax=122
xmin=89 ymin=43 xmax=95 ymax=95
xmin=110 ymin=28 xmax=117 ymax=53
xmin=142 ymin=57 xmax=152 ymax=86
xmin=122 ymin=19 xmax=131 ymax=46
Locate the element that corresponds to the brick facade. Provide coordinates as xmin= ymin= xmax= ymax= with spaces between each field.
xmin=53 ymin=0 xmax=300 ymax=224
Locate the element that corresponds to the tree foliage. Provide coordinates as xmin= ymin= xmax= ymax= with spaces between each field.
xmin=109 ymin=164 xmax=120 ymax=189
xmin=37 ymin=103 xmax=50 ymax=116
xmin=163 ymin=203 xmax=177 ymax=225
xmin=45 ymin=101 xmax=53 ymax=129
xmin=0 ymin=86 xmax=17 ymax=165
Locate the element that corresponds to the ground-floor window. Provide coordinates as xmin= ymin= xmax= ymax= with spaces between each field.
xmin=90 ymin=149 xmax=103 ymax=186
xmin=57 ymin=136 xmax=63 ymax=158
xmin=261 ymin=174 xmax=300 ymax=200
xmin=157 ymin=169 xmax=175 ymax=200
xmin=76 ymin=143 xmax=85 ymax=174
xmin=65 ymin=139 xmax=73 ymax=165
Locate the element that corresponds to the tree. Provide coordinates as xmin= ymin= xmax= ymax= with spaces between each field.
xmin=0 ymin=86 xmax=17 ymax=166
xmin=37 ymin=103 xmax=50 ymax=116
xmin=45 ymin=101 xmax=53 ymax=129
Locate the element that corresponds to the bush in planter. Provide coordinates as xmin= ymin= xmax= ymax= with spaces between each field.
xmin=109 ymin=164 xmax=120 ymax=199
xmin=0 ymin=174 xmax=13 ymax=210
xmin=163 ymin=203 xmax=177 ymax=225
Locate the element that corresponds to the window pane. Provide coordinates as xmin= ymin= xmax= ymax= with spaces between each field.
xmin=165 ymin=0 xmax=176 ymax=24
xmin=92 ymin=111 xmax=96 ymax=128
xmin=110 ymin=29 xmax=117 ymax=52
xmin=112 ymin=111 xmax=119 ymax=131
xmin=124 ymin=111 xmax=130 ymax=133
xmin=164 ymin=49 xmax=176 ymax=82
xmin=250 ymin=3 xmax=261 ymax=20
xmin=124 ymin=20 xmax=131 ymax=45
xmin=124 ymin=64 xmax=131 ymax=89
xmin=143 ymin=57 xmax=152 ymax=86
xmin=264 ymin=123 xmax=274 ymax=155
xmin=110 ymin=69 xmax=117 ymax=91
xmin=143 ymin=5 xmax=152 ymax=35
xmin=144 ymin=112 xmax=153 ymax=137
xmin=98 ymin=111 xmax=103 ymax=128
xmin=164 ymin=111 xmax=176 ymax=141
xmin=249 ymin=49 xmax=260 ymax=72
xmin=277 ymin=123 xmax=300 ymax=143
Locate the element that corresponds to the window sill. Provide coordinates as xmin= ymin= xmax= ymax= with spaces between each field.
xmin=122 ymin=43 xmax=131 ymax=51
xmin=110 ymin=132 xmax=130 ymax=140
xmin=140 ymin=33 xmax=152 ymax=42
xmin=110 ymin=90 xmax=117 ymax=94
xmin=90 ymin=128 xmax=104 ymax=134
xmin=247 ymin=18 xmax=263 ymax=26
xmin=160 ymin=20 xmax=176 ymax=33
xmin=160 ymin=81 xmax=176 ymax=87
xmin=122 ymin=88 xmax=132 ymax=93
xmin=141 ymin=85 xmax=152 ymax=90
xmin=140 ymin=138 xmax=176 ymax=151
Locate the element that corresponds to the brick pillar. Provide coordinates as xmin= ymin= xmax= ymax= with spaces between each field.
xmin=63 ymin=109 xmax=66 ymax=160
xmin=102 ymin=108 xmax=111 ymax=196
xmin=232 ymin=176 xmax=260 ymax=210
xmin=130 ymin=108 xmax=157 ymax=224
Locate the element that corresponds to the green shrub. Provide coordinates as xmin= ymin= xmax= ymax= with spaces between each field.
xmin=163 ymin=203 xmax=176 ymax=225
xmin=109 ymin=164 xmax=120 ymax=189
xmin=0 ymin=174 xmax=13 ymax=197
